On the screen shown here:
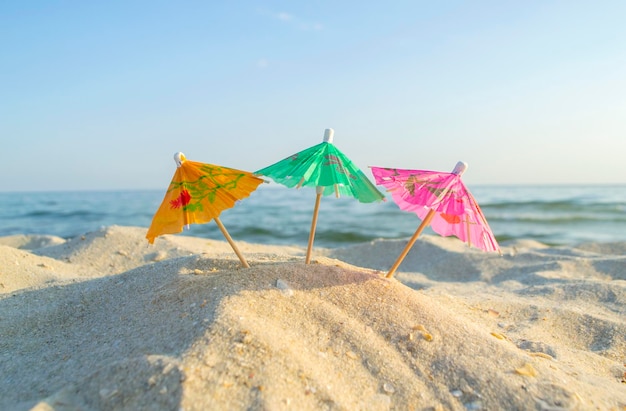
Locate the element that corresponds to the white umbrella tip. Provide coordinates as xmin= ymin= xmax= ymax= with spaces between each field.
xmin=323 ymin=128 xmax=334 ymax=143
xmin=452 ymin=161 xmax=468 ymax=175
xmin=174 ymin=152 xmax=186 ymax=167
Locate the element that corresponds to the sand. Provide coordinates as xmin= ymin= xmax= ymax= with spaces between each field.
xmin=1 ymin=225 xmax=625 ymax=410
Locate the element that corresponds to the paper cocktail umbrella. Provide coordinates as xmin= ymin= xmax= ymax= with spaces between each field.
xmin=370 ymin=161 xmax=500 ymax=278
xmin=256 ymin=129 xmax=385 ymax=263
xmin=146 ymin=152 xmax=264 ymax=268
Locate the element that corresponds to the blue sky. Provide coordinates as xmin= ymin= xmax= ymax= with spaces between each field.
xmin=2 ymin=1 xmax=625 ymax=191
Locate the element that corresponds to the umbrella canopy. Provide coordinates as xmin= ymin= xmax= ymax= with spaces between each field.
xmin=256 ymin=129 xmax=384 ymax=263
xmin=371 ymin=161 xmax=500 ymax=277
xmin=146 ymin=152 xmax=264 ymax=267
xmin=256 ymin=129 xmax=384 ymax=203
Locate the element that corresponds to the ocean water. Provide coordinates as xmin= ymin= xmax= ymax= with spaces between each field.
xmin=0 ymin=185 xmax=625 ymax=248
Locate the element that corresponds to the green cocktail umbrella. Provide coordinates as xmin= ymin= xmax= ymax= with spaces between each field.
xmin=256 ymin=128 xmax=384 ymax=263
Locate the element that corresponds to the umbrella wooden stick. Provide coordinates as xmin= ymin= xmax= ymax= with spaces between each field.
xmin=386 ymin=208 xmax=436 ymax=278
xmin=305 ymin=192 xmax=323 ymax=264
xmin=214 ymin=217 xmax=250 ymax=268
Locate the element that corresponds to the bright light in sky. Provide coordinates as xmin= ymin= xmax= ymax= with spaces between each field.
xmin=1 ymin=1 xmax=625 ymax=191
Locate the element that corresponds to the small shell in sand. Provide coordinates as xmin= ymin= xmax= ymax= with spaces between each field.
xmin=515 ymin=363 xmax=537 ymax=377
xmin=412 ymin=324 xmax=433 ymax=341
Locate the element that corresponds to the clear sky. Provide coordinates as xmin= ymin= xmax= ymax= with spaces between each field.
xmin=2 ymin=1 xmax=625 ymax=192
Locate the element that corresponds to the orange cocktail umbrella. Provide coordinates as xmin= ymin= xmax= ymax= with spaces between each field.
xmin=146 ymin=152 xmax=264 ymax=267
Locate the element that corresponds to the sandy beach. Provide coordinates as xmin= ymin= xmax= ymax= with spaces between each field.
xmin=1 ymin=225 xmax=625 ymax=410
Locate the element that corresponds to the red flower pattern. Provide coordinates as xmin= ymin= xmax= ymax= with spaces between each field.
xmin=170 ymin=189 xmax=191 ymax=209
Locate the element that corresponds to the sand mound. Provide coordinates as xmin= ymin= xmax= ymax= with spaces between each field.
xmin=0 ymin=245 xmax=99 ymax=294
xmin=33 ymin=225 xmax=304 ymax=275
xmin=0 ymin=234 xmax=66 ymax=250
xmin=1 ymin=227 xmax=625 ymax=410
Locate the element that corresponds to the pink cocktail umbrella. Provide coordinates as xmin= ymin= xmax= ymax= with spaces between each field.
xmin=371 ymin=161 xmax=500 ymax=278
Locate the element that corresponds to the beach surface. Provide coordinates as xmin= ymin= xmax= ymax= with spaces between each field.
xmin=1 ymin=225 xmax=625 ymax=410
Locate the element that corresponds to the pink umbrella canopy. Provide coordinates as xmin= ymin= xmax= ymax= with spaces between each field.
xmin=371 ymin=161 xmax=500 ymax=277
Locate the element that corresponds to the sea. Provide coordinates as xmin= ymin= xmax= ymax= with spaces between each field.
xmin=1 ymin=185 xmax=625 ymax=248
